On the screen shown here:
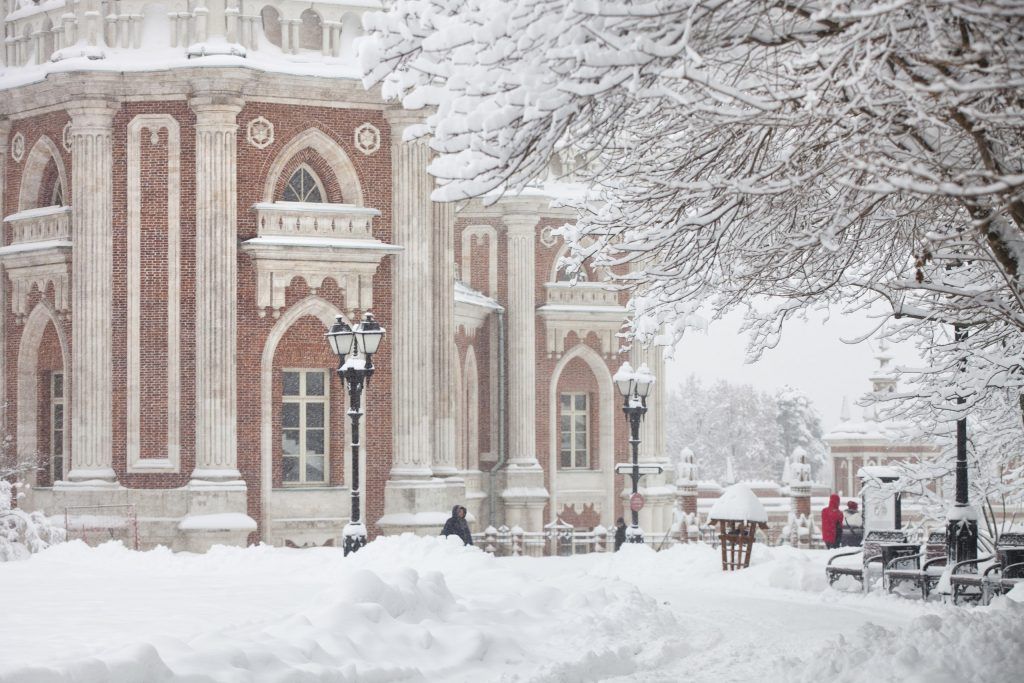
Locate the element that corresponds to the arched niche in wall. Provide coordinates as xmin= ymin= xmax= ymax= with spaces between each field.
xmin=261 ymin=5 xmax=282 ymax=48
xmin=299 ymin=9 xmax=323 ymax=51
xmin=19 ymin=135 xmax=69 ymax=212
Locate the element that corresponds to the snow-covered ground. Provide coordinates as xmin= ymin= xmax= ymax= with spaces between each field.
xmin=1 ymin=537 xmax=1021 ymax=682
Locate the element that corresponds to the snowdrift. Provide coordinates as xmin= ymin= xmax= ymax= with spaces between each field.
xmin=0 ymin=535 xmax=1020 ymax=682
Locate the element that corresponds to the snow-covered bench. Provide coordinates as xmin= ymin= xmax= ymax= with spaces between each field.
xmin=826 ymin=530 xmax=909 ymax=591
xmin=883 ymin=531 xmax=947 ymax=600
xmin=951 ymin=532 xmax=1024 ymax=605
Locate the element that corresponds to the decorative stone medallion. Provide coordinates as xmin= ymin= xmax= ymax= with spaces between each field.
xmin=354 ymin=122 xmax=380 ymax=156
xmin=540 ymin=225 xmax=558 ymax=248
xmin=246 ymin=117 xmax=274 ymax=150
xmin=62 ymin=122 xmax=73 ymax=152
xmin=11 ymin=132 xmax=24 ymax=162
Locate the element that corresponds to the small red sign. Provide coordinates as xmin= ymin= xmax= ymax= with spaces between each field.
xmin=629 ymin=493 xmax=645 ymax=512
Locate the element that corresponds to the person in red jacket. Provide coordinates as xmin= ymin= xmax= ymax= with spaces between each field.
xmin=821 ymin=493 xmax=844 ymax=549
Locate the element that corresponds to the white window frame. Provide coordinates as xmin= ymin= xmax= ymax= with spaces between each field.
xmin=50 ymin=371 xmax=64 ymax=482
xmin=559 ymin=391 xmax=589 ymax=469
xmin=280 ymin=369 xmax=330 ymax=486
xmin=281 ymin=164 xmax=326 ymax=203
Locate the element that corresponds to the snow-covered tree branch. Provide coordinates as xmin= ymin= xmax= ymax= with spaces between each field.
xmin=361 ymin=0 xmax=1024 ymax=413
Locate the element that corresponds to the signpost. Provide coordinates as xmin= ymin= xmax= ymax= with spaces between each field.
xmin=617 ymin=463 xmax=662 ymax=539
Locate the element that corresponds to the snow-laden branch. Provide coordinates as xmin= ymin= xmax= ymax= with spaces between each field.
xmin=361 ymin=0 xmax=1024 ymax=433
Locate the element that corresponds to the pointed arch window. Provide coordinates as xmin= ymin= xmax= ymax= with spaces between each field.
xmin=556 ymin=265 xmax=588 ymax=283
xmin=281 ymin=165 xmax=325 ymax=203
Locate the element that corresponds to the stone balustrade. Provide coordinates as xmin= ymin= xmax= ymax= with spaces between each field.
xmin=2 ymin=0 xmax=369 ymax=67
xmin=5 ymin=206 xmax=72 ymax=245
xmin=544 ymin=282 xmax=620 ymax=308
xmin=253 ymin=202 xmax=377 ymax=240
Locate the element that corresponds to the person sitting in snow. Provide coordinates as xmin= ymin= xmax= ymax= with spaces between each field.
xmin=841 ymin=500 xmax=864 ymax=547
xmin=441 ymin=505 xmax=473 ymax=546
xmin=821 ymin=494 xmax=844 ymax=550
xmin=614 ymin=517 xmax=627 ymax=551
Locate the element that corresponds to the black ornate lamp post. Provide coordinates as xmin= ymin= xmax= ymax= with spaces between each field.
xmin=614 ymin=361 xmax=656 ymax=544
xmin=947 ymin=323 xmax=978 ymax=565
xmin=325 ymin=311 xmax=385 ymax=556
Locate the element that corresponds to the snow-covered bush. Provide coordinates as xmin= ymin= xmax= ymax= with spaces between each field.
xmin=1 ymin=478 xmax=65 ymax=562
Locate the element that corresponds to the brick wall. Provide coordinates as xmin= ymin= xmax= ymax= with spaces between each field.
xmin=235 ymin=103 xmax=394 ymax=541
xmin=114 ymin=101 xmax=196 ymax=489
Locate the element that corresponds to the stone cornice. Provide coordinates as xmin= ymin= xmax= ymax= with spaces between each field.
xmin=0 ymin=67 xmax=387 ymax=119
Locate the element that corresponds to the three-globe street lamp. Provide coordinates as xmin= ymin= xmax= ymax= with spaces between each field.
xmin=325 ymin=311 xmax=385 ymax=556
xmin=614 ymin=361 xmax=656 ymax=544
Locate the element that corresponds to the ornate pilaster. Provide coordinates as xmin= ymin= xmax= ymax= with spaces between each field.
xmin=0 ymin=120 xmax=8 ymax=436
xmin=500 ymin=209 xmax=548 ymax=532
xmin=190 ymin=94 xmax=243 ymax=480
xmin=378 ymin=109 xmax=464 ymax=535
xmin=385 ymin=110 xmax=434 ymax=480
xmin=431 ymin=200 xmax=457 ymax=476
xmin=67 ymin=102 xmax=118 ymax=483
xmin=505 ymin=213 xmax=541 ymax=468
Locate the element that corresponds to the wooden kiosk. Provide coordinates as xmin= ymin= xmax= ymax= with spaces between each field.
xmin=708 ymin=484 xmax=769 ymax=571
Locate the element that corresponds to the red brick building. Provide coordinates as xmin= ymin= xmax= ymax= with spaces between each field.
xmin=0 ymin=1 xmax=672 ymax=550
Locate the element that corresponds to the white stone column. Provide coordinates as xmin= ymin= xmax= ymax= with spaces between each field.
xmin=384 ymin=110 xmax=435 ymax=480
xmin=500 ymin=209 xmax=548 ymax=531
xmin=505 ymin=212 xmax=541 ymax=467
xmin=190 ymin=94 xmax=243 ymax=481
xmin=67 ymin=102 xmax=118 ymax=483
xmin=431 ymin=200 xmax=457 ymax=476
xmin=0 ymin=121 xmax=8 ymax=436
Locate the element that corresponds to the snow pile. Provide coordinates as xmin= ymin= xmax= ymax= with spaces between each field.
xmin=0 ymin=535 xmax=686 ymax=681
xmin=0 ymin=480 xmax=64 ymax=562
xmin=708 ymin=483 xmax=768 ymax=523
xmin=795 ymin=599 xmax=1024 ymax=683
xmin=5 ymin=533 xmax=1020 ymax=681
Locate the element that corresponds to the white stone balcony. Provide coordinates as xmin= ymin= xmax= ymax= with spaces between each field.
xmin=538 ymin=282 xmax=626 ymax=359
xmin=544 ymin=281 xmax=621 ymax=308
xmin=241 ymin=201 xmax=399 ymax=318
xmin=253 ymin=201 xmax=376 ymax=240
xmin=5 ymin=205 xmax=72 ymax=245
xmin=0 ymin=205 xmax=73 ymax=320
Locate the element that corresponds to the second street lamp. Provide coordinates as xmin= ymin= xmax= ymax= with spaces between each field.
xmin=614 ymin=361 xmax=656 ymax=543
xmin=325 ymin=311 xmax=385 ymax=556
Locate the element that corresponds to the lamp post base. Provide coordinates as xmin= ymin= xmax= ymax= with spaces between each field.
xmin=343 ymin=521 xmax=367 ymax=556
xmin=946 ymin=507 xmax=979 ymax=566
xmin=626 ymin=525 xmax=645 ymax=544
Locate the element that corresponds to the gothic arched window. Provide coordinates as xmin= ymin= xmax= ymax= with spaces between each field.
xmin=282 ymin=166 xmax=325 ymax=203
xmin=556 ymin=265 xmax=589 ymax=282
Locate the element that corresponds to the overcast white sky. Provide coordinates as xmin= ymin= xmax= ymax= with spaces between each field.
xmin=661 ymin=306 xmax=921 ymax=430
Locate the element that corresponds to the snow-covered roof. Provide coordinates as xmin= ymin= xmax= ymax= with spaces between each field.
xmin=707 ymin=484 xmax=768 ymax=523
xmin=858 ymin=466 xmax=901 ymax=481
xmin=455 ymin=280 xmax=502 ymax=311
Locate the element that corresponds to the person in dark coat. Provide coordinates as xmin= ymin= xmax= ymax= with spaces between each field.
xmin=821 ymin=493 xmax=843 ymax=549
xmin=614 ymin=517 xmax=627 ymax=551
xmin=441 ymin=505 xmax=473 ymax=546
xmin=841 ymin=500 xmax=864 ymax=547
